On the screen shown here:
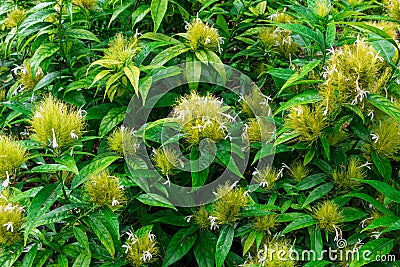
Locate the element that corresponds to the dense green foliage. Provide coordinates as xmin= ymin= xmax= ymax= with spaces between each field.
xmin=0 ymin=0 xmax=400 ymax=266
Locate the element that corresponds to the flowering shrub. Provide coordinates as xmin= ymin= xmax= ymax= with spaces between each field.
xmin=0 ymin=0 xmax=400 ymax=266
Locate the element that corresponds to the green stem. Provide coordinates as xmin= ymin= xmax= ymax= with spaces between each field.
xmin=57 ymin=0 xmax=75 ymax=78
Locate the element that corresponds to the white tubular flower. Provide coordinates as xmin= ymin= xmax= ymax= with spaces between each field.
xmin=2 ymin=171 xmax=10 ymax=188
xmin=122 ymin=244 xmax=131 ymax=253
xmin=111 ymin=198 xmax=120 ymax=207
xmin=208 ymin=216 xmax=219 ymax=230
xmin=148 ymin=231 xmax=156 ymax=242
xmin=70 ymin=130 xmax=79 ymax=140
xmin=51 ymin=128 xmax=58 ymax=148
xmin=371 ymin=231 xmax=381 ymax=239
xmin=3 ymin=222 xmax=13 ymax=232
xmin=185 ymin=215 xmax=193 ymax=223
xmin=142 ymin=250 xmax=153 ymax=262
xmin=370 ymin=133 xmax=379 ymax=143
xmin=359 ymin=161 xmax=372 ymax=170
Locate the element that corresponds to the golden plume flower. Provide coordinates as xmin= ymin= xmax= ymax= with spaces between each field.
xmin=172 ymin=91 xmax=233 ymax=145
xmin=4 ymin=8 xmax=26 ymax=29
xmin=320 ymin=37 xmax=391 ymax=113
xmin=284 ymin=104 xmax=327 ymax=144
xmin=332 ymin=158 xmax=367 ymax=190
xmin=85 ymin=170 xmax=126 ymax=209
xmin=29 ymin=95 xmax=85 ymax=153
xmin=259 ymin=27 xmax=299 ymax=57
xmin=0 ymin=190 xmax=25 ymax=246
xmin=107 ymin=126 xmax=139 ymax=156
xmin=72 ymin=0 xmax=98 ymax=10
xmin=124 ymin=229 xmax=160 ymax=266
xmin=288 ymin=161 xmax=310 ymax=182
xmin=13 ymin=59 xmax=44 ymax=91
xmin=252 ymin=214 xmax=279 ymax=233
xmin=253 ymin=166 xmax=283 ymax=190
xmin=312 ymin=200 xmax=343 ymax=232
xmin=210 ymin=183 xmax=249 ymax=226
xmin=0 ymin=135 xmax=27 ymax=180
xmin=370 ymin=118 xmax=400 ymax=158
xmin=183 ymin=18 xmax=224 ymax=53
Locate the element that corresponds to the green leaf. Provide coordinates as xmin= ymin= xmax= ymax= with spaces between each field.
xmin=371 ymin=149 xmax=392 ymax=182
xmin=302 ymin=182 xmax=334 ymax=208
xmin=0 ymin=243 xmax=24 ymax=267
xmin=99 ymin=106 xmax=126 ymax=137
xmin=162 ymin=227 xmax=197 ymax=266
xmin=24 ymin=183 xmax=62 ymax=245
xmin=123 ymin=64 xmax=140 ymax=95
xmin=341 ymin=207 xmax=367 ymax=222
xmin=108 ymin=1 xmax=135 ymax=27
xmin=33 ymin=71 xmax=61 ymax=91
xmin=282 ymin=215 xmax=316 ymax=234
xmin=215 ymin=225 xmax=234 ymax=267
xmin=362 ymin=216 xmax=400 ymax=232
xmin=243 ymin=231 xmax=257 ymax=255
xmin=72 ymin=156 xmax=121 ymax=188
xmin=296 ymin=173 xmax=328 ymax=191
xmin=83 ymin=215 xmax=115 ymax=257
xmin=366 ymin=94 xmax=400 ymax=123
xmin=151 ymin=44 xmax=189 ymax=66
xmin=273 ymin=23 xmax=325 ymax=49
xmin=72 ymin=250 xmax=91 ymax=267
xmin=344 ymin=104 xmax=365 ymax=124
xmin=304 ymin=147 xmax=316 ymax=165
xmin=320 ymin=136 xmax=330 ymax=161
xmin=190 ymin=148 xmax=209 ymax=188
xmin=30 ymin=43 xmax=59 ymax=73
xmin=132 ymin=5 xmax=151 ymax=29
xmin=370 ymin=36 xmax=396 ymax=63
xmin=136 ymin=193 xmax=177 ymax=210
xmin=194 ymin=231 xmax=216 ymax=267
xmin=276 ymin=60 xmax=321 ymax=97
xmin=73 ymin=227 xmax=89 ymax=251
xmin=342 ymin=192 xmax=393 ymax=216
xmin=65 ymin=28 xmax=100 ymax=42
xmin=216 ymin=149 xmax=244 ymax=178
xmin=309 ymin=227 xmax=323 ymax=260
xmin=30 ymin=164 xmax=69 ymax=173
xmin=274 ymin=131 xmax=300 ymax=146
xmin=151 ymin=0 xmax=168 ymax=32
xmin=349 ymin=238 xmax=394 ymax=267
xmin=241 ymin=204 xmax=277 ymax=217
xmin=21 ymin=244 xmax=38 ymax=267
xmin=356 ymin=179 xmax=400 ymax=203
xmin=275 ymin=90 xmax=322 ymax=114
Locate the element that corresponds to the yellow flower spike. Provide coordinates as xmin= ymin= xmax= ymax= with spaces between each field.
xmin=259 ymin=27 xmax=299 ymax=57
xmin=184 ymin=18 xmax=224 ymax=53
xmin=193 ymin=206 xmax=211 ymax=230
xmin=107 ymin=126 xmax=139 ymax=156
xmin=313 ymin=200 xmax=344 ymax=233
xmin=124 ymin=229 xmax=160 ymax=266
xmin=151 ymin=147 xmax=181 ymax=180
xmin=240 ymin=87 xmax=272 ymax=118
xmin=72 ymin=0 xmax=98 ymax=10
xmin=285 ymin=104 xmax=327 ymax=144
xmin=0 ymin=191 xmax=25 ymax=246
xmin=269 ymin=12 xmax=294 ymax=23
xmin=13 ymin=59 xmax=44 ymax=91
xmin=29 ymin=96 xmax=85 ymax=153
xmin=288 ymin=161 xmax=310 ymax=182
xmin=253 ymin=166 xmax=282 ymax=190
xmin=4 ymin=8 xmax=26 ymax=29
xmin=245 ymin=117 xmax=275 ymax=144
xmin=332 ymin=158 xmax=366 ymax=190
xmin=211 ymin=183 xmax=249 ymax=226
xmin=172 ymin=91 xmax=232 ymax=145
xmin=103 ymin=33 xmax=141 ymax=70
xmin=320 ymin=37 xmax=391 ymax=113
xmin=0 ymin=135 xmax=28 ymax=180
xmin=385 ymin=0 xmax=400 ymax=23
xmin=310 ymin=0 xmax=331 ymax=17
xmin=85 ymin=170 xmax=126 ymax=210
xmin=370 ymin=119 xmax=400 ymax=158
xmin=252 ymin=214 xmax=279 ymax=233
